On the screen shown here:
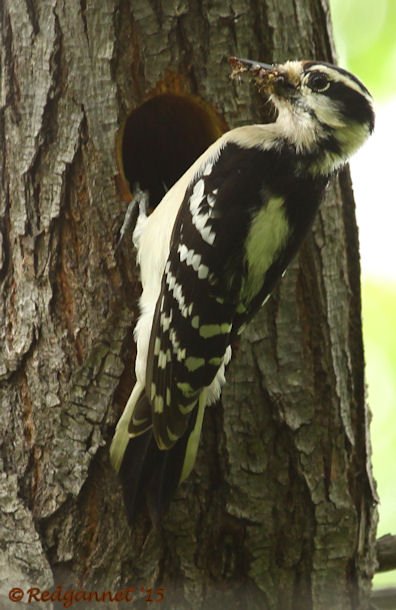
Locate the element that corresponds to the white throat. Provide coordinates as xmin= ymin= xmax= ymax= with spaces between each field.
xmin=273 ymin=100 xmax=324 ymax=153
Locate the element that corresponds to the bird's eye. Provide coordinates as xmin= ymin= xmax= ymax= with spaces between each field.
xmin=307 ymin=72 xmax=330 ymax=93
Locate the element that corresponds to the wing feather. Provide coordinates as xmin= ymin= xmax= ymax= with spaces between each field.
xmin=143 ymin=151 xmax=249 ymax=449
xmin=138 ymin=142 xmax=279 ymax=450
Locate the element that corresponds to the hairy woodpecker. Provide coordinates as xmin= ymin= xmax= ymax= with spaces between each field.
xmin=110 ymin=58 xmax=374 ymax=523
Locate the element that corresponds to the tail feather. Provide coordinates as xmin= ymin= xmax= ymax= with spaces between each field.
xmin=118 ymin=429 xmax=157 ymax=520
xmin=110 ymin=382 xmax=144 ymax=472
xmin=110 ymin=384 xmax=207 ymax=524
xmin=144 ymin=405 xmax=201 ymax=524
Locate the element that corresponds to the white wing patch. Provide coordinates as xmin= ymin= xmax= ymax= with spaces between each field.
xmin=188 ymin=179 xmax=217 ymax=246
xmin=185 ymin=356 xmax=206 ymax=372
xmin=206 ymin=345 xmax=233 ymax=405
xmin=160 ymin=311 xmax=172 ymax=332
xmin=154 ymin=395 xmax=164 ymax=413
xmin=164 ymin=264 xmax=194 ymax=319
xmin=191 ymin=210 xmax=216 ymax=246
xmin=189 ymin=179 xmax=205 ymax=213
xmin=178 ymin=243 xmax=210 ymax=280
xmin=203 ymin=162 xmax=213 ymax=176
xmin=207 ymin=192 xmax=217 ymax=208
xmin=199 ymin=323 xmax=231 ymax=338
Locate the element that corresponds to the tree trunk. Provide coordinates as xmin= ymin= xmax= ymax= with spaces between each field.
xmin=0 ymin=1 xmax=377 ymax=609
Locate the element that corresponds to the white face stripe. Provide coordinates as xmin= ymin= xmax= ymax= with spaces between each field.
xmin=278 ymin=60 xmax=372 ymax=103
xmin=303 ymin=64 xmax=373 ymax=103
xmin=281 ymin=60 xmax=303 ymax=85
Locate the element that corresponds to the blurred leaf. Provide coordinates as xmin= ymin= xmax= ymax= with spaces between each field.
xmin=329 ymin=0 xmax=396 ymax=99
xmin=362 ymin=278 xmax=396 ymax=588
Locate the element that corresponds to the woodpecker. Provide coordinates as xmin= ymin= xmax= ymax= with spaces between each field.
xmin=110 ymin=58 xmax=374 ymax=523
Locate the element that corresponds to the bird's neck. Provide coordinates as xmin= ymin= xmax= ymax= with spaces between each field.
xmin=274 ymin=104 xmax=372 ymax=177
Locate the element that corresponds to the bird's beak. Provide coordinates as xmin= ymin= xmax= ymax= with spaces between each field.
xmin=229 ymin=56 xmax=293 ymax=98
xmin=229 ymin=56 xmax=277 ymax=79
xmin=229 ymin=56 xmax=280 ymax=92
xmin=229 ymin=57 xmax=274 ymax=72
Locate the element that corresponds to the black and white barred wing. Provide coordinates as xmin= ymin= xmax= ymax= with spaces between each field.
xmin=141 ymin=157 xmax=245 ymax=450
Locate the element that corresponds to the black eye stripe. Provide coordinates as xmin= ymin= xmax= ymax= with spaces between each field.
xmin=303 ymin=61 xmax=372 ymax=98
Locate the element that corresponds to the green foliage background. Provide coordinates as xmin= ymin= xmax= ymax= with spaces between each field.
xmin=330 ymin=0 xmax=396 ymax=99
xmin=363 ymin=281 xmax=396 ymax=586
xmin=329 ymin=0 xmax=396 ymax=587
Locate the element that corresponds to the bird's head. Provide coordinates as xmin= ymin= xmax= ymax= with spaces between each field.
xmin=230 ymin=57 xmax=375 ymax=173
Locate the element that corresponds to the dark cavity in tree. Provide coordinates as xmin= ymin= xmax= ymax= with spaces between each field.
xmin=121 ymin=93 xmax=226 ymax=208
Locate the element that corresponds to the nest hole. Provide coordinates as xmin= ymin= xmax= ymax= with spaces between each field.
xmin=120 ymin=93 xmax=227 ymax=209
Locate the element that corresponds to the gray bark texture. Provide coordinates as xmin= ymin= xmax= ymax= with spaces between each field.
xmin=0 ymin=1 xmax=378 ymax=609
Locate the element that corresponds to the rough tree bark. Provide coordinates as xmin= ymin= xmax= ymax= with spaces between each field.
xmin=0 ymin=1 xmax=378 ymax=609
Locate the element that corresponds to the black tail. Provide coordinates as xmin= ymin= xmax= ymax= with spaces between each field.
xmin=118 ymin=406 xmax=200 ymax=525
